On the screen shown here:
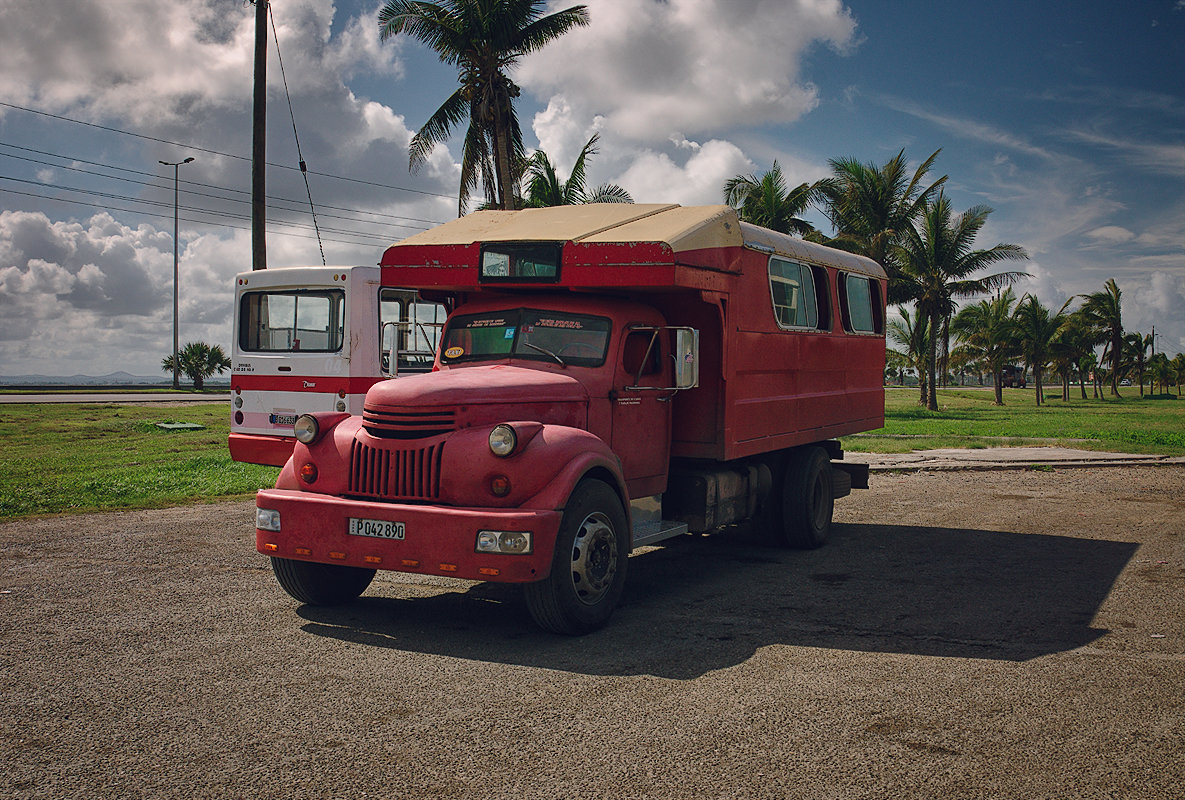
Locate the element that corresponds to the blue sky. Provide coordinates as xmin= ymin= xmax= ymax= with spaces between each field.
xmin=1 ymin=0 xmax=1182 ymax=376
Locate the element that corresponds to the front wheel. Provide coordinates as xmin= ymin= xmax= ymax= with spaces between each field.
xmin=524 ymin=479 xmax=629 ymax=635
xmin=270 ymin=557 xmax=376 ymax=605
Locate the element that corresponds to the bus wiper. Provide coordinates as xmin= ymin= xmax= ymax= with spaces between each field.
xmin=522 ymin=341 xmax=566 ymax=366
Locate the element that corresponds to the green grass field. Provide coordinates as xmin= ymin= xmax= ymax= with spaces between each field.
xmin=0 ymin=388 xmax=1181 ymax=521
xmin=0 ymin=403 xmax=279 ymax=521
xmin=844 ymin=387 xmax=1185 ymax=455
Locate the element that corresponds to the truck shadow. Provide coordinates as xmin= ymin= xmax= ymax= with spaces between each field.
xmin=296 ymin=522 xmax=1137 ymax=679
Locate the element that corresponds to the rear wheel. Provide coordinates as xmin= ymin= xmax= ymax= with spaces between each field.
xmin=524 ymin=479 xmax=629 ymax=635
xmin=781 ymin=446 xmax=833 ymax=549
xmin=270 ymin=557 xmax=376 ymax=605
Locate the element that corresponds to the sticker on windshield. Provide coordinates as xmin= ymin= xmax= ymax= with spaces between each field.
xmin=444 ymin=346 xmax=464 ymax=358
xmin=504 ymin=327 xmax=516 ymax=339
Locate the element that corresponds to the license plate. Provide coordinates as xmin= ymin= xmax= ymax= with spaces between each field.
xmin=348 ymin=518 xmax=405 ymax=540
xmin=270 ymin=413 xmax=298 ymax=426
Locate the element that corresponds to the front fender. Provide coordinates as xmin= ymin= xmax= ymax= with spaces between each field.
xmin=437 ymin=424 xmax=625 ymax=510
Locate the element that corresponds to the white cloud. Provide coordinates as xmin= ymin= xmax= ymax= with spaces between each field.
xmin=1086 ymin=226 xmax=1136 ymax=243
xmin=616 ymin=139 xmax=753 ymax=206
xmin=519 ymin=0 xmax=857 ymax=144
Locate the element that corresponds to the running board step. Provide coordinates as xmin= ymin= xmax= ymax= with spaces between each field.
xmin=632 ymin=519 xmax=690 ymax=549
xmin=629 ymin=494 xmax=689 ymax=549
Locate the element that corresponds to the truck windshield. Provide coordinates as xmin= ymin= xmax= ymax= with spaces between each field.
xmin=440 ymin=308 xmax=611 ymax=367
xmin=239 ymin=290 xmax=345 ymax=353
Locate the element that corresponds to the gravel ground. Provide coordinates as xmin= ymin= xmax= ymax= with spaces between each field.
xmin=2 ymin=465 xmax=1182 ymax=799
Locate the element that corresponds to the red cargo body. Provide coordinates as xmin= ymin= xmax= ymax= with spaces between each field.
xmin=255 ymin=204 xmax=887 ymax=634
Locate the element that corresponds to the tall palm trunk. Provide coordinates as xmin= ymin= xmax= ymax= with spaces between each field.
xmin=926 ymin=308 xmax=941 ymax=410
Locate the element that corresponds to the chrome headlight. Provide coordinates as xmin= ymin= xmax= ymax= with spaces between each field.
xmin=293 ymin=414 xmax=319 ymax=444
xmin=476 ymin=530 xmax=533 ymax=554
xmin=256 ymin=508 xmax=281 ymax=532
xmin=488 ymin=424 xmax=517 ymax=457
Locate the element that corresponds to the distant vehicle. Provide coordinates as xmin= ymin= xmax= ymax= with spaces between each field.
xmin=1001 ymin=365 xmax=1027 ymax=388
xmin=229 ymin=265 xmax=444 ymax=467
xmin=1120 ymin=378 xmax=1132 ymax=387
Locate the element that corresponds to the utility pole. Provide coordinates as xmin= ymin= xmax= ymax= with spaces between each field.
xmin=252 ymin=0 xmax=267 ymax=270
xmin=159 ymin=157 xmax=194 ymax=389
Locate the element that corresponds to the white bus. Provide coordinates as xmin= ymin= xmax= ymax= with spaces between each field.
xmin=229 ymin=265 xmax=444 ymax=466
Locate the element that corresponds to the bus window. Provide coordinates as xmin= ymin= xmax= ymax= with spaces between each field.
xmin=769 ymin=257 xmax=819 ymax=329
xmin=239 ymin=290 xmax=344 ymax=352
xmin=840 ymin=274 xmax=882 ymax=334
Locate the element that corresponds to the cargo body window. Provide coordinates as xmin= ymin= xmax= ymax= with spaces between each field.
xmin=480 ymin=243 xmax=562 ymax=282
xmin=769 ymin=257 xmax=828 ymax=330
xmin=839 ymin=274 xmax=883 ymax=334
xmin=239 ymin=290 xmax=344 ymax=352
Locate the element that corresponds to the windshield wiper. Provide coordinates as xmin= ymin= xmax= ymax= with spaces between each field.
xmin=522 ymin=341 xmax=566 ymax=366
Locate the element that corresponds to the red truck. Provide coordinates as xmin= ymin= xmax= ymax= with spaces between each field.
xmin=254 ymin=204 xmax=886 ymax=633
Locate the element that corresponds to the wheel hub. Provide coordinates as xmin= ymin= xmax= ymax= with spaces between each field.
xmin=570 ymin=512 xmax=618 ymax=605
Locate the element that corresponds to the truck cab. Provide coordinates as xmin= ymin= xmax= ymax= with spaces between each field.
xmin=254 ymin=204 xmax=885 ymax=634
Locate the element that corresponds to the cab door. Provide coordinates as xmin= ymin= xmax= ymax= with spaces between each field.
xmin=610 ymin=328 xmax=673 ymax=496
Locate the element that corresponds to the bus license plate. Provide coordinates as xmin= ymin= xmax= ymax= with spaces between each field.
xmin=348 ymin=518 xmax=405 ymax=540
xmin=270 ymin=414 xmax=298 ymax=426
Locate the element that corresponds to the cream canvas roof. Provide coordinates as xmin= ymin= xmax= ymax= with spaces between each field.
xmin=387 ymin=203 xmax=885 ymax=279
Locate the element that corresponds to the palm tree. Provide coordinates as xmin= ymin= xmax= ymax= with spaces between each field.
xmin=1147 ymin=352 xmax=1172 ymax=395
xmin=814 ymin=148 xmax=947 ymax=303
xmin=1122 ymin=331 xmax=1153 ymax=396
xmin=161 ymin=342 xmax=231 ymax=390
xmin=1054 ymin=309 xmax=1105 ymax=400
xmin=887 ymin=306 xmax=931 ymax=405
xmin=895 ymin=192 xmax=1030 ymax=410
xmin=1078 ymin=278 xmax=1124 ymax=397
xmin=1013 ymin=295 xmax=1070 ymax=406
xmin=951 ymin=289 xmax=1020 ymax=406
xmin=723 ymin=161 xmax=817 ymax=236
xmin=1172 ymin=353 xmax=1185 ymax=397
xmin=522 ymin=133 xmax=632 ymax=207
xmin=378 ymin=0 xmax=590 ymax=214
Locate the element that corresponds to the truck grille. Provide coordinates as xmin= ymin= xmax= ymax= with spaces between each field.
xmin=362 ymin=408 xmax=456 ymax=440
xmin=349 ymin=440 xmax=444 ymax=500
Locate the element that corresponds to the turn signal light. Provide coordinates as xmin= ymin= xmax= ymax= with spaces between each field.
xmin=439 ymin=564 xmax=458 ymax=572
xmin=299 ymin=462 xmax=318 ymax=484
xmin=295 ymin=547 xmax=311 ymax=556
xmin=329 ymin=551 xmax=346 ymax=560
xmin=364 ymin=556 xmax=382 ymax=565
xmin=263 ymin=542 xmax=278 ymax=552
xmin=490 ymin=475 xmax=511 ymax=497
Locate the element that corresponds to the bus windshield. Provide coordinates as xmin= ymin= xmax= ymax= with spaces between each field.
xmin=439 ymin=308 xmax=611 ymax=367
xmin=239 ymin=290 xmax=345 ymax=352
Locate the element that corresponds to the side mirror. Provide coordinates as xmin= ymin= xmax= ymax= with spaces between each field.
xmin=674 ymin=328 xmax=699 ymax=389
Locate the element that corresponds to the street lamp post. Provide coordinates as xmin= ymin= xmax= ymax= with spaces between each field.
xmin=159 ymin=156 xmax=194 ymax=389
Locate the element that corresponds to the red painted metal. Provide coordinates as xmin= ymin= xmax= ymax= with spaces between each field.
xmin=256 ymin=205 xmax=886 ymax=592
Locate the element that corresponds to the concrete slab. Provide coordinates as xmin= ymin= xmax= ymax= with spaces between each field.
xmin=844 ymin=446 xmax=1185 ymax=472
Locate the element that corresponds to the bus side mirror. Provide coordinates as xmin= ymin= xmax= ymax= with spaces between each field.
xmin=674 ymin=328 xmax=699 ymax=389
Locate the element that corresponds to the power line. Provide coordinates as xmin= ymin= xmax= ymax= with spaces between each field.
xmin=0 ymin=141 xmax=448 ymax=227
xmin=0 ymin=145 xmax=435 ymax=234
xmin=0 ymin=179 xmax=399 ymax=248
xmin=0 ymin=100 xmax=457 ymax=201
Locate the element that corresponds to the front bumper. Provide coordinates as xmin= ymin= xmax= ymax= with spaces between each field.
xmin=255 ymin=488 xmax=561 ymax=583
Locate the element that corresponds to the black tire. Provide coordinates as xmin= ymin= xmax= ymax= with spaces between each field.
xmin=781 ymin=446 xmax=834 ymax=549
xmin=270 ymin=557 xmax=376 ymax=605
xmin=523 ymin=479 xmax=629 ymax=635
